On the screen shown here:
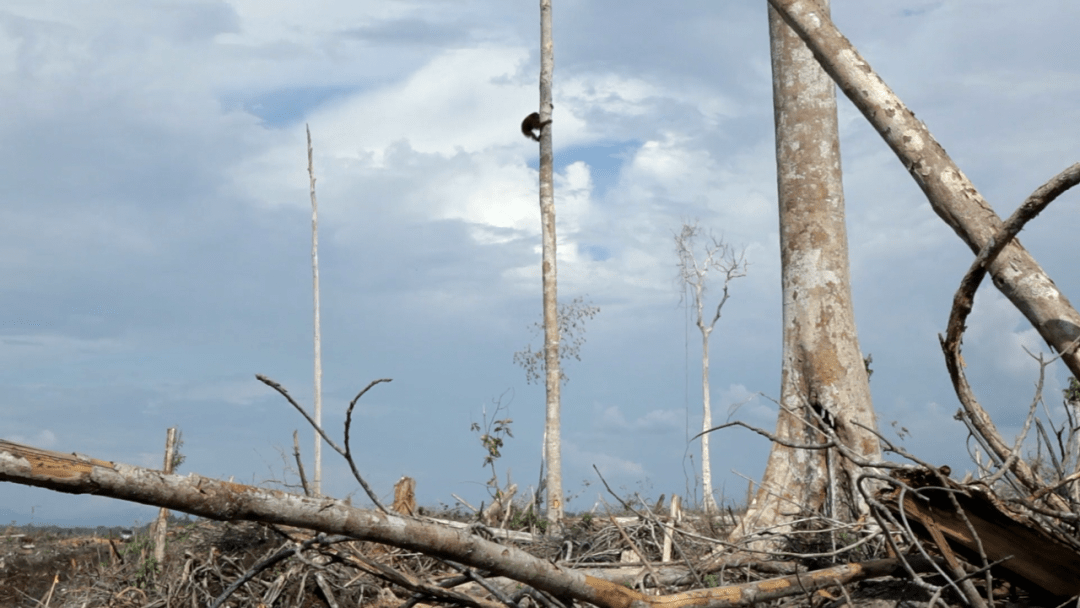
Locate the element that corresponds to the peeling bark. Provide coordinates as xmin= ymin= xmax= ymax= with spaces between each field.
xmin=880 ymin=466 xmax=1080 ymax=599
xmin=0 ymin=439 xmax=607 ymax=605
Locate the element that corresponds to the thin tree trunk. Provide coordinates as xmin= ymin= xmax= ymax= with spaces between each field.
xmin=675 ymin=224 xmax=745 ymax=516
xmin=735 ymin=1 xmax=879 ymax=542
xmin=767 ymin=0 xmax=1080 ymax=381
xmin=151 ymin=427 xmax=177 ymax=568
xmin=700 ymin=324 xmax=717 ymax=514
xmin=538 ymin=0 xmax=561 ymax=526
xmin=307 ymin=124 xmax=323 ymax=496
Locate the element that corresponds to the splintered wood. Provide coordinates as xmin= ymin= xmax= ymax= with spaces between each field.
xmin=879 ymin=466 xmax=1080 ymax=598
xmin=393 ymin=476 xmax=417 ymax=516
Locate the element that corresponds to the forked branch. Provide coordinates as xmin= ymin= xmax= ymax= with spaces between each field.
xmin=257 ymin=373 xmax=392 ymax=513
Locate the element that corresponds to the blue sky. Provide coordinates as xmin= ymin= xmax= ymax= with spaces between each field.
xmin=2 ymin=0 xmax=1079 ymax=526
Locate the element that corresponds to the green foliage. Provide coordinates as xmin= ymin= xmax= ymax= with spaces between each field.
xmin=513 ymin=296 xmax=600 ymax=385
xmin=508 ymin=506 xmax=548 ymax=534
xmin=472 ymin=418 xmax=513 ymax=470
xmin=471 ymin=392 xmax=516 ymax=500
xmin=170 ymin=430 xmax=187 ymax=472
xmin=1064 ymin=377 xmax=1080 ymax=404
xmin=121 ymin=532 xmax=160 ymax=588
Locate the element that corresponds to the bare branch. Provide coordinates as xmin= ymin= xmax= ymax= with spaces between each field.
xmin=693 ymin=420 xmax=835 ymax=451
xmin=940 ymin=165 xmax=1080 ymax=507
xmin=257 ymin=374 xmax=391 ymax=513
xmin=292 ymin=430 xmax=311 ymax=497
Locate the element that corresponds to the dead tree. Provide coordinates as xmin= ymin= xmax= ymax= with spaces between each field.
xmin=674 ymin=222 xmax=747 ymax=515
xmin=307 ymin=124 xmax=324 ymax=496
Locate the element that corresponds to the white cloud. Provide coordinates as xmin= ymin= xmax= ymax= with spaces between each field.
xmin=0 ymin=333 xmax=128 ymax=367
xmin=565 ymin=440 xmax=645 ymax=478
xmin=592 ymin=404 xmax=681 ymax=435
xmin=2 ymin=1 xmax=1078 ymax=524
xmin=308 ymin=47 xmax=536 ymax=156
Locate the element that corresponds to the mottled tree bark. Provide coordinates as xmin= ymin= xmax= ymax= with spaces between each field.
xmin=536 ymin=0 xmax=563 ymax=527
xmin=768 ymin=0 xmax=1080 ymax=380
xmin=735 ymin=1 xmax=880 ymax=542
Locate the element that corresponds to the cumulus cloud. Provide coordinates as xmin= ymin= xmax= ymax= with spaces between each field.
xmin=2 ymin=1 xmax=1077 ymax=525
xmin=565 ymin=440 xmax=645 ymax=478
xmin=592 ymin=404 xmax=681 ymax=435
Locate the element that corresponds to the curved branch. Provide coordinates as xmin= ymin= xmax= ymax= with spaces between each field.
xmin=343 ymin=379 xmax=393 ymax=512
xmin=939 ymin=165 xmax=1080 ymax=506
xmin=692 ymin=420 xmax=835 ymax=451
xmin=257 ymin=374 xmax=391 ymax=513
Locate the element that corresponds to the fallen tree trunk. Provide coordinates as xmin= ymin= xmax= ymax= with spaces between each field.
xmin=1 ymin=439 xmax=937 ymax=608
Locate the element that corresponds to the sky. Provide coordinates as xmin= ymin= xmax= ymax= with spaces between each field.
xmin=1 ymin=1 xmax=1078 ymax=527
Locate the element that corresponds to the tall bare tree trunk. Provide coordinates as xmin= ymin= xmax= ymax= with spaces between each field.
xmin=675 ymin=224 xmax=746 ymax=516
xmin=537 ymin=0 xmax=561 ymax=526
xmin=307 ymin=125 xmax=323 ymax=496
xmin=700 ymin=328 xmax=717 ymax=514
xmin=735 ymin=1 xmax=880 ymax=541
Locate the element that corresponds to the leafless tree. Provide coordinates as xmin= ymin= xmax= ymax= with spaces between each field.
xmin=674 ymin=222 xmax=747 ymax=515
xmin=732 ymin=0 xmax=881 ymax=543
xmin=307 ymin=124 xmax=324 ymax=496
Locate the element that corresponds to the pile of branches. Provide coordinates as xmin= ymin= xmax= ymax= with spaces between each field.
xmin=17 ymin=505 xmax=908 ymax=608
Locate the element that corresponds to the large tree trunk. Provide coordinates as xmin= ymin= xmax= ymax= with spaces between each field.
xmin=538 ymin=0 xmax=562 ymax=527
xmin=735 ymin=0 xmax=880 ymax=542
xmin=767 ymin=0 xmax=1080 ymax=381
